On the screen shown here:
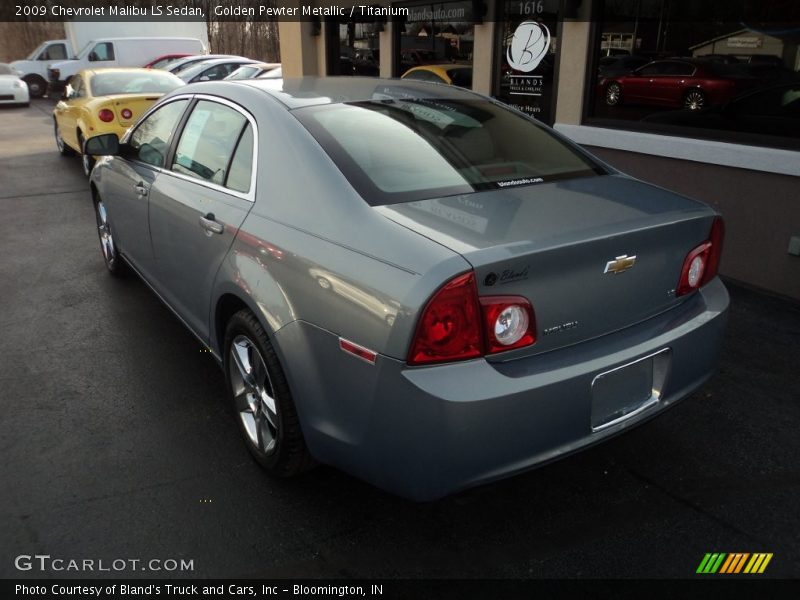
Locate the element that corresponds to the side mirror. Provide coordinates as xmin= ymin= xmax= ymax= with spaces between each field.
xmin=88 ymin=51 xmax=98 ymax=62
xmin=198 ymin=75 xmax=210 ymax=81
xmin=62 ymin=85 xmax=73 ymax=100
xmin=84 ymin=133 xmax=119 ymax=156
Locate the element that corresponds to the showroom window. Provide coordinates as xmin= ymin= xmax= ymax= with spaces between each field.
xmin=587 ymin=0 xmax=800 ymax=150
xmin=392 ymin=1 xmax=475 ymax=86
xmin=326 ymin=15 xmax=383 ymax=76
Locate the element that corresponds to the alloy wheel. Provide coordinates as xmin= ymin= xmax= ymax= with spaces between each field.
xmin=606 ymin=83 xmax=621 ymax=106
xmin=684 ymin=90 xmax=706 ymax=111
xmin=95 ymin=199 xmax=116 ymax=269
xmin=229 ymin=335 xmax=278 ymax=456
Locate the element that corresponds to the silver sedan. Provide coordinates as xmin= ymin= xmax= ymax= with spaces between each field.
xmin=84 ymin=78 xmax=729 ymax=500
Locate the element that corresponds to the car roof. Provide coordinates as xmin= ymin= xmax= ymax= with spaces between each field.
xmin=190 ymin=57 xmax=256 ymax=67
xmin=407 ymin=64 xmax=470 ymax=73
xmin=232 ymin=76 xmax=482 ymax=109
xmin=81 ymin=67 xmax=172 ymax=77
xmin=169 ymin=54 xmax=246 ymax=66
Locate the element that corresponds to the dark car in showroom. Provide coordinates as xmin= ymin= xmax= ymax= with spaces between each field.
xmin=83 ymin=78 xmax=729 ymax=500
xmin=600 ymin=58 xmax=756 ymax=111
xmin=642 ymin=81 xmax=800 ymax=141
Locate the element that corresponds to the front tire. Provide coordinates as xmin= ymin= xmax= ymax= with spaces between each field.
xmin=605 ymin=82 xmax=622 ymax=106
xmin=23 ymin=74 xmax=47 ymax=99
xmin=93 ymin=192 xmax=126 ymax=277
xmin=224 ymin=309 xmax=312 ymax=477
xmin=78 ymin=132 xmax=95 ymax=177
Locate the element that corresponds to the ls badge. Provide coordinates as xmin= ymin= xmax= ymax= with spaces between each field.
xmin=604 ymin=254 xmax=637 ymax=274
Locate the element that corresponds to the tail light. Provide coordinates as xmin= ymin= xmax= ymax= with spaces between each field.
xmin=480 ymin=297 xmax=536 ymax=353
xmin=408 ymin=273 xmax=482 ymax=365
xmin=408 ymin=272 xmax=536 ymax=365
xmin=98 ymin=109 xmax=114 ymax=123
xmin=677 ymin=217 xmax=725 ymax=297
xmin=120 ymin=108 xmax=133 ymax=120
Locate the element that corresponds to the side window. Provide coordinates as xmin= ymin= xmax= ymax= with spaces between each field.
xmin=200 ymin=64 xmax=232 ymax=81
xmin=68 ymin=76 xmax=85 ymax=99
xmin=48 ymin=44 xmax=67 ymax=60
xmin=666 ymin=62 xmax=694 ymax=76
xmin=638 ymin=63 xmax=664 ymax=76
xmin=226 ymin=125 xmax=254 ymax=193
xmin=89 ymin=42 xmax=115 ymax=62
xmin=128 ymin=99 xmax=189 ymax=167
xmin=171 ymin=100 xmax=248 ymax=188
xmin=47 ymin=44 xmax=68 ymax=60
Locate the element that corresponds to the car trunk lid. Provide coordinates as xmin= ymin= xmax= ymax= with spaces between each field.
xmin=103 ymin=93 xmax=164 ymax=127
xmin=376 ymin=174 xmax=717 ymax=358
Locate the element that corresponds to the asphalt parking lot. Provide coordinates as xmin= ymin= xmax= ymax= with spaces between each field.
xmin=1 ymin=99 xmax=798 ymax=580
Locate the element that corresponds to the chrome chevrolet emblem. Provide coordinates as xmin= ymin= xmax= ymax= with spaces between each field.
xmin=604 ymin=254 xmax=637 ymax=274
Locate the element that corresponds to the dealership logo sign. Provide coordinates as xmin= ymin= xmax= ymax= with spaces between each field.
xmin=507 ymin=21 xmax=551 ymax=72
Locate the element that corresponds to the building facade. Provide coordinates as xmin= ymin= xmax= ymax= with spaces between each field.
xmin=277 ymin=0 xmax=800 ymax=299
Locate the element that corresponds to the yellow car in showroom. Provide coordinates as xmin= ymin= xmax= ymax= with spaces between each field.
xmin=401 ymin=64 xmax=473 ymax=88
xmin=53 ymin=68 xmax=184 ymax=176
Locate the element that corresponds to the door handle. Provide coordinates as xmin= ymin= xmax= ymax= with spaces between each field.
xmin=199 ymin=213 xmax=224 ymax=235
xmin=134 ymin=182 xmax=149 ymax=196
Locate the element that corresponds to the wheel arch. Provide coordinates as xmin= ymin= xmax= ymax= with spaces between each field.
xmin=214 ymin=293 xmax=252 ymax=357
xmin=212 ymin=290 xmax=288 ymax=361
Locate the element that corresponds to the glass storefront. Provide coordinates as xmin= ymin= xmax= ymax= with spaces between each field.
xmin=587 ymin=0 xmax=800 ymax=149
xmin=326 ymin=16 xmax=383 ymax=76
xmin=393 ymin=1 xmax=475 ymax=87
xmin=494 ymin=0 xmax=561 ymax=124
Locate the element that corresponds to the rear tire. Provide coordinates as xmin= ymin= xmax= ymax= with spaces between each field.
xmin=54 ymin=119 xmax=74 ymax=156
xmin=23 ymin=74 xmax=47 ymax=99
xmin=224 ymin=309 xmax=313 ymax=477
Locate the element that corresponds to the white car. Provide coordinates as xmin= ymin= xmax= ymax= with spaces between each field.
xmin=0 ymin=63 xmax=29 ymax=106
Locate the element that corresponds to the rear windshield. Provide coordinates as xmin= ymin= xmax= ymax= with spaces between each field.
xmin=294 ymin=97 xmax=604 ymax=205
xmin=89 ymin=71 xmax=183 ymax=96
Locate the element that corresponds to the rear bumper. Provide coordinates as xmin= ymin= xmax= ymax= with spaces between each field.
xmin=275 ymin=278 xmax=729 ymax=501
xmin=0 ymin=86 xmax=29 ymax=104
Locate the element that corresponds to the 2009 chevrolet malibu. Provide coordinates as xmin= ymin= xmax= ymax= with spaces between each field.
xmin=84 ymin=77 xmax=729 ymax=500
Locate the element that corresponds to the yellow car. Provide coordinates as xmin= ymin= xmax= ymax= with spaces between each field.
xmin=53 ymin=67 xmax=184 ymax=176
xmin=401 ymin=64 xmax=473 ymax=88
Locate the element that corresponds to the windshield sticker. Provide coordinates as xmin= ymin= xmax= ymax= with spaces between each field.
xmin=496 ymin=177 xmax=544 ymax=188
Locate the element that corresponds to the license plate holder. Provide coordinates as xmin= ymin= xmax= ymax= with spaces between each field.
xmin=591 ymin=348 xmax=671 ymax=432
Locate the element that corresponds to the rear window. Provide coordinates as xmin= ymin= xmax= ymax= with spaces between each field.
xmin=294 ymin=97 xmax=603 ymax=205
xmin=89 ymin=71 xmax=183 ymax=96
